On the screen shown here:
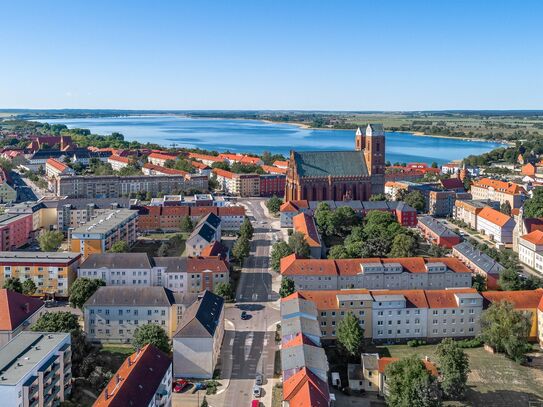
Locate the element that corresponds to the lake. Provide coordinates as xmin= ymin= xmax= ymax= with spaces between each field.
xmin=42 ymin=116 xmax=504 ymax=165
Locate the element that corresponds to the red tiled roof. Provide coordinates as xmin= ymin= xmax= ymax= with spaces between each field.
xmin=0 ymin=289 xmax=44 ymax=331
xmin=46 ymin=158 xmax=69 ymax=172
xmin=298 ymin=289 xmax=369 ymax=310
xmin=261 ymin=165 xmax=287 ymax=174
xmin=371 ymin=290 xmax=429 ymax=309
xmin=273 ymin=160 xmax=289 ymax=168
xmin=472 ymin=178 xmax=525 ymax=195
xmin=293 ymin=213 xmax=321 ymax=248
xmin=280 ymin=200 xmax=309 ymax=213
xmin=200 ymin=241 xmax=229 ymax=259
xmin=187 ymin=257 xmax=229 ymax=273
xmin=282 ymin=333 xmax=319 ymax=349
xmin=143 ymin=163 xmax=188 ymax=176
xmin=108 ymin=155 xmax=130 ymax=164
xmin=95 ymin=344 xmax=171 ymax=407
xmin=424 ymin=288 xmax=478 ymax=308
xmin=212 ymin=168 xmax=236 ymax=179
xmin=217 ymin=206 xmax=246 ymax=216
xmin=190 ymin=160 xmax=210 ymax=170
xmin=281 ymin=291 xmax=306 ymax=302
xmin=481 ymin=289 xmax=543 ymax=309
xmin=282 ymin=367 xmax=330 ymax=407
xmin=521 ymin=229 xmax=543 ymax=245
xmin=190 ymin=206 xmax=219 ymax=217
xmin=148 ymin=152 xmax=178 ymax=161
xmin=478 ymin=207 xmax=513 ymax=227
xmin=189 ymin=153 xmax=224 ymax=163
xmin=378 ymin=357 xmax=438 ymax=376
xmin=440 ymin=178 xmax=464 ymax=190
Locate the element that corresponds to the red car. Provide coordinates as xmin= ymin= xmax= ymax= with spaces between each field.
xmin=173 ymin=379 xmax=189 ymax=393
xmin=251 ymin=401 xmax=260 ymax=407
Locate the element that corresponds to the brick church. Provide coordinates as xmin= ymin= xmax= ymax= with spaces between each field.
xmin=285 ymin=124 xmax=385 ymax=201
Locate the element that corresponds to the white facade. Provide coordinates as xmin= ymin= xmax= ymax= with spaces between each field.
xmin=426 ymin=293 xmax=483 ymax=339
xmin=476 ymin=215 xmax=515 ymax=244
xmin=107 ymin=157 xmax=130 ymax=171
xmin=372 ymin=295 xmax=428 ymax=342
xmin=518 ymin=236 xmax=543 ymax=273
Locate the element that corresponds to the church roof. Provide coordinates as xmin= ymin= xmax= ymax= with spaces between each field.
xmin=293 ymin=151 xmax=368 ymax=178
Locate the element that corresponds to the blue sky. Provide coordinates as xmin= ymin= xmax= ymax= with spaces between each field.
xmin=0 ymin=0 xmax=541 ymax=110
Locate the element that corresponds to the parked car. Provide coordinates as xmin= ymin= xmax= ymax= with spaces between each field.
xmin=241 ymin=311 xmax=250 ymax=320
xmin=192 ymin=382 xmax=207 ymax=393
xmin=173 ymin=379 xmax=189 ymax=393
xmin=252 ymin=386 xmax=261 ymax=398
xmin=251 ymin=400 xmax=260 ymax=407
xmin=255 ymin=373 xmax=263 ymax=386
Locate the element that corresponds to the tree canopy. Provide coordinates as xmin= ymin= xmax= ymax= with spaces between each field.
xmin=132 ymin=324 xmax=171 ymax=353
xmin=214 ymin=282 xmax=234 ymax=301
xmin=38 ymin=230 xmax=64 ymax=252
xmin=336 ymin=312 xmax=365 ymax=358
xmin=3 ymin=277 xmax=22 ymax=293
xmin=22 ymin=279 xmax=37 ymax=295
xmin=288 ymin=232 xmax=311 ymax=258
xmin=108 ymin=240 xmax=129 ymax=253
xmin=279 ymin=277 xmax=296 ymax=298
xmin=240 ymin=217 xmax=254 ymax=240
xmin=523 ymin=188 xmax=543 ymax=218
xmin=436 ymin=338 xmax=470 ymax=400
xmin=403 ymin=190 xmax=426 ymax=212
xmin=69 ymin=278 xmax=106 ymax=309
xmin=480 ymin=300 xmax=531 ymax=362
xmin=266 ymin=195 xmax=283 ymax=214
xmin=271 ymin=241 xmax=294 ymax=272
xmin=232 ymin=236 xmax=250 ymax=262
xmin=32 ymin=311 xmax=80 ymax=333
xmin=180 ymin=216 xmax=194 ymax=233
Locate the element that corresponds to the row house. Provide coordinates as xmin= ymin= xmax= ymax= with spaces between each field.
xmin=452 ymin=241 xmax=503 ymax=289
xmin=142 ymin=162 xmax=188 ymax=176
xmin=147 ymin=152 xmax=178 ymax=167
xmin=293 ymin=213 xmax=323 ymax=259
xmin=280 ymin=254 xmax=472 ymax=291
xmin=0 ymin=332 xmax=72 ymax=407
xmin=470 ymin=177 xmax=526 ymax=208
xmin=107 ymin=155 xmax=131 ymax=171
xmin=453 ymin=199 xmax=499 ymax=229
xmin=417 ymin=215 xmax=461 ymax=248
xmin=95 ymin=344 xmax=172 ymax=407
xmin=78 ymin=252 xmax=229 ymax=294
xmin=0 ymin=251 xmax=81 ymax=297
xmin=69 ymin=209 xmax=138 ymax=257
xmin=45 ymin=158 xmax=74 ymax=179
xmin=188 ymin=152 xmax=226 ymax=167
xmin=217 ymin=153 xmax=263 ymax=166
xmin=83 ymin=286 xmax=197 ymax=343
xmin=476 ymin=207 xmax=516 ymax=244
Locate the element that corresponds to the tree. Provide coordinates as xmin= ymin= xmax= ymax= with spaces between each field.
xmin=69 ymin=278 xmax=105 ymax=309
xmin=232 ymin=236 xmax=250 ymax=262
xmin=480 ymin=301 xmax=531 ymax=362
xmin=431 ymin=161 xmax=438 ymax=168
xmin=279 ymin=277 xmax=296 ymax=298
xmin=32 ymin=311 xmax=80 ymax=333
xmin=3 ymin=277 xmax=22 ymax=293
xmin=471 ymin=274 xmax=486 ymax=291
xmin=336 ymin=312 xmax=365 ymax=358
xmin=523 ymin=188 xmax=543 ymax=218
xmin=403 ymin=190 xmax=425 ymax=212
xmin=266 ymin=195 xmax=283 ymax=214
xmin=201 ymin=396 xmax=209 ymax=407
xmin=315 ymin=202 xmax=333 ymax=236
xmin=389 ymin=234 xmax=417 ymax=257
xmin=500 ymin=201 xmax=512 ymax=216
xmin=271 ymin=241 xmax=294 ymax=272
xmin=328 ymin=244 xmax=350 ymax=259
xmin=214 ymin=282 xmax=234 ymax=301
xmin=108 ymin=240 xmax=129 ymax=253
xmin=435 ymin=338 xmax=469 ymax=400
xmin=288 ymin=232 xmax=310 ymax=258
xmin=240 ymin=217 xmax=254 ymax=240
xmin=428 ymin=244 xmax=448 ymax=257
xmin=369 ymin=193 xmax=387 ymax=201
xmin=498 ymin=267 xmax=522 ymax=291
xmin=132 ymin=324 xmax=171 ymax=353
xmin=157 ymin=241 xmax=170 ymax=257
xmin=38 ymin=230 xmax=64 ymax=252
xmin=22 ymin=279 xmax=37 ymax=295
xmin=180 ymin=216 xmax=193 ymax=233
xmin=385 ymin=355 xmax=442 ymax=407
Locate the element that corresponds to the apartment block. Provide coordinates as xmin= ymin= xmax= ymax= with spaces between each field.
xmin=94 ymin=344 xmax=172 ymax=407
xmin=107 ymin=155 xmax=131 ymax=171
xmin=0 ymin=213 xmax=34 ymax=251
xmin=428 ymin=190 xmax=457 ymax=217
xmin=45 ymin=158 xmax=74 ymax=179
xmin=518 ymin=230 xmax=543 ymax=273
xmin=281 ymin=255 xmax=472 ymax=291
xmin=293 ymin=213 xmax=323 ymax=259
xmin=0 ymin=251 xmax=82 ymax=297
xmin=417 ymin=215 xmax=461 ymax=248
xmin=56 ymin=198 xmax=132 ymax=233
xmin=0 ymin=168 xmax=17 ymax=203
xmin=84 ymin=286 xmax=196 ymax=343
xmin=259 ymin=173 xmax=286 ymax=197
xmin=147 ymin=152 xmax=178 ymax=167
xmin=453 ymin=199 xmax=498 ymax=229
xmin=69 ymin=209 xmax=138 ymax=257
xmin=54 ymin=174 xmax=208 ymax=199
xmin=470 ymin=178 xmax=525 ymax=208
xmin=0 ymin=289 xmax=44 ymax=347
xmin=0 ymin=332 xmax=72 ymax=407
xmin=452 ymin=241 xmax=503 ymax=289
xmin=476 ymin=207 xmax=516 ymax=244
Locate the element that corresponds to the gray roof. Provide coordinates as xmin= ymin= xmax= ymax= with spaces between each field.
xmin=0 ymin=251 xmax=80 ymax=263
xmin=348 ymin=363 xmax=364 ymax=381
xmin=70 ymin=209 xmax=138 ymax=235
xmin=281 ymin=343 xmax=328 ymax=373
xmin=79 ymin=253 xmax=152 ymax=270
xmin=198 ymin=212 xmax=221 ymax=229
xmin=174 ymin=291 xmax=224 ymax=338
xmin=368 ymin=123 xmax=384 ymax=133
xmin=281 ymin=316 xmax=321 ymax=338
xmin=57 ymin=197 xmax=131 ymax=210
xmin=190 ymin=222 xmax=216 ymax=243
xmin=0 ymin=332 xmax=70 ymax=385
xmin=152 ymin=257 xmax=187 ymax=272
xmin=293 ymin=151 xmax=368 ymax=178
xmin=361 ymin=353 xmax=379 ymax=371
xmin=418 ymin=216 xmax=459 ymax=238
xmin=453 ymin=241 xmax=504 ymax=275
xmin=84 ymin=286 xmax=177 ymax=307
xmin=281 ymin=297 xmax=318 ymax=319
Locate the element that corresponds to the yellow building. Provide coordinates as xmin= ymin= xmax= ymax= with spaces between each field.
xmin=0 ymin=251 xmax=81 ymax=297
xmin=69 ymin=209 xmax=138 ymax=257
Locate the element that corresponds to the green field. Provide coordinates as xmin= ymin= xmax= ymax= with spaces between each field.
xmin=379 ymin=344 xmax=543 ymax=407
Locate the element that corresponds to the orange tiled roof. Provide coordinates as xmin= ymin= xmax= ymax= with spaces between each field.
xmin=108 ymin=155 xmax=131 ymax=164
xmin=424 ymin=288 xmax=478 ymax=308
xmin=95 ymin=344 xmax=171 ymax=407
xmin=282 ymin=367 xmax=330 ymax=407
xmin=0 ymin=289 xmax=44 ymax=331
xmin=190 ymin=160 xmax=210 ymax=170
xmin=293 ymin=213 xmax=321 ymax=248
xmin=148 ymin=152 xmax=178 ymax=161
xmin=520 ymin=229 xmax=543 ymax=245
xmin=481 ymin=289 xmax=543 ymax=309
xmin=143 ymin=163 xmax=187 ymax=176
xmin=281 ymin=291 xmax=307 ymax=302
xmin=478 ymin=207 xmax=513 ymax=227
xmin=472 ymin=178 xmax=525 ymax=195
xmin=46 ymin=158 xmax=69 ymax=172
xmin=261 ymin=164 xmax=287 ymax=174
xmin=273 ymin=160 xmax=289 ymax=168
xmin=189 ymin=153 xmax=224 ymax=163
xmin=298 ymin=289 xmax=370 ymax=310
xmin=378 ymin=357 xmax=438 ymax=376
xmin=280 ymin=200 xmax=308 ymax=212
xmin=539 ymin=295 xmax=543 ymax=312
xmin=282 ymin=333 xmax=319 ymax=349
xmin=212 ymin=168 xmax=236 ymax=179
xmin=371 ymin=290 xmax=429 ymax=309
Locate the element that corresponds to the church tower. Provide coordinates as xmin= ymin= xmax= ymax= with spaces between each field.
xmin=355 ymin=127 xmax=364 ymax=151
xmin=364 ymin=123 xmax=385 ymax=195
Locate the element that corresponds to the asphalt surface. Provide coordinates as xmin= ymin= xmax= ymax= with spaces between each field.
xmin=218 ymin=198 xmax=280 ymax=407
xmin=10 ymin=170 xmax=39 ymax=201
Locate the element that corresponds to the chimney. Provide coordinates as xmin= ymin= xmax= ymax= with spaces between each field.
xmin=104 ymin=388 xmax=109 ymax=400
xmin=24 ymin=302 xmax=30 ymax=313
xmin=115 ymin=374 xmax=121 ymax=384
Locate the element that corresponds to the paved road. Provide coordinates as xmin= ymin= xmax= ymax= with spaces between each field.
xmin=10 ymin=171 xmax=39 ymax=202
xmin=218 ymin=198 xmax=280 ymax=407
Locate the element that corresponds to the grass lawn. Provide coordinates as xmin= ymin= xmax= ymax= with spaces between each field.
xmin=272 ymin=385 xmax=283 ymax=407
xmin=375 ymin=344 xmax=543 ymax=407
xmin=131 ymin=233 xmax=187 ymax=257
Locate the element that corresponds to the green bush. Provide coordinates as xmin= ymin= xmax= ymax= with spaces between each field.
xmin=407 ymin=339 xmax=427 ymax=347
xmin=455 ymin=338 xmax=483 ymax=348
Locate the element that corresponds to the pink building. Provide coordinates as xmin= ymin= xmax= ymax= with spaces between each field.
xmin=0 ymin=214 xmax=34 ymax=251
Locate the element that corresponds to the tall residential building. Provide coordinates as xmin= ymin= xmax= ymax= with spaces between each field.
xmin=470 ymin=178 xmax=526 ymax=208
xmin=476 ymin=207 xmax=516 ymax=244
xmin=94 ymin=344 xmax=172 ymax=407
xmin=69 ymin=209 xmax=138 ymax=257
xmin=280 ymin=254 xmax=472 ymax=291
xmin=0 ymin=332 xmax=72 ymax=407
xmin=0 ymin=289 xmax=44 ymax=347
xmin=84 ymin=286 xmax=197 ymax=343
xmin=0 ymin=213 xmax=33 ymax=251
xmin=0 ymin=252 xmax=82 ymax=297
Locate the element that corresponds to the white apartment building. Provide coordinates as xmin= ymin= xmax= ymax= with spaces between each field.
xmin=0 ymin=332 xmax=72 ymax=407
xmin=518 ymin=230 xmax=543 ymax=273
xmin=107 ymin=155 xmax=131 ymax=171
xmin=476 ymin=207 xmax=516 ymax=244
